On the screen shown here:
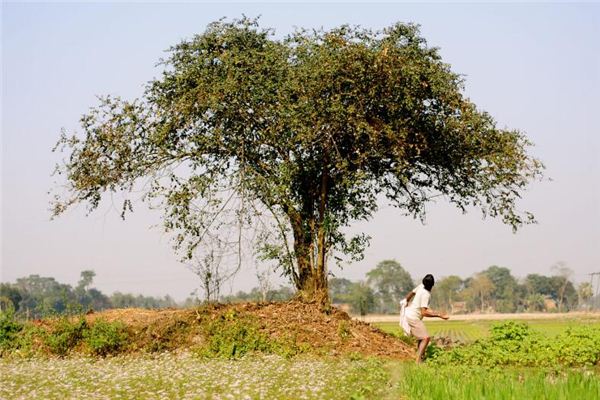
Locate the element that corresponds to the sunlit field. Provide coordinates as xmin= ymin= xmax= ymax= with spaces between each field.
xmin=375 ymin=315 xmax=600 ymax=342
xmin=2 ymin=308 xmax=599 ymax=399
xmin=2 ymin=353 xmax=598 ymax=400
xmin=0 ymin=353 xmax=389 ymax=400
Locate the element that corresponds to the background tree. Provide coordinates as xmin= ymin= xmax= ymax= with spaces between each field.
xmin=76 ymin=270 xmax=96 ymax=292
xmin=0 ymin=283 xmax=22 ymax=312
xmin=366 ymin=259 xmax=414 ymax=314
xmin=430 ymin=275 xmax=463 ymax=312
xmin=577 ymin=282 xmax=593 ymax=309
xmin=348 ymin=281 xmax=376 ymax=316
xmin=524 ymin=274 xmax=554 ymax=298
xmin=481 ymin=266 xmax=519 ymax=312
xmin=328 ymin=277 xmax=354 ymax=304
xmin=14 ymin=275 xmax=75 ymax=318
xmin=466 ymin=274 xmax=495 ymax=312
xmin=52 ymin=18 xmax=544 ymax=304
xmin=551 ymin=262 xmax=574 ymax=312
xmin=188 ymin=249 xmax=228 ymax=303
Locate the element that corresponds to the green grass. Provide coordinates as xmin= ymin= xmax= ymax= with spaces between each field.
xmin=375 ymin=317 xmax=600 ymax=342
xmin=388 ymin=363 xmax=600 ymax=400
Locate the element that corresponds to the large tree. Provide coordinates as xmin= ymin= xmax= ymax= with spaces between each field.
xmin=52 ymin=18 xmax=543 ymax=304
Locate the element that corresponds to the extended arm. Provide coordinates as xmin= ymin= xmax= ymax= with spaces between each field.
xmin=421 ymin=307 xmax=449 ymax=320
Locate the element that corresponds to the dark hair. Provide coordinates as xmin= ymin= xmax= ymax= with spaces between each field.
xmin=422 ymin=274 xmax=435 ymax=291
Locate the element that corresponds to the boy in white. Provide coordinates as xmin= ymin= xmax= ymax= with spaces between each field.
xmin=402 ymin=274 xmax=449 ymax=363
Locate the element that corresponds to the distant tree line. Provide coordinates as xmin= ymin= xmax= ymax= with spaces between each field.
xmin=1 ymin=263 xmax=595 ymax=318
xmin=329 ymin=260 xmax=595 ymax=315
xmin=0 ymin=271 xmax=177 ymax=318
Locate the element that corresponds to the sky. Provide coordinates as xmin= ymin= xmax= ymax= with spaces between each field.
xmin=2 ymin=2 xmax=599 ymax=301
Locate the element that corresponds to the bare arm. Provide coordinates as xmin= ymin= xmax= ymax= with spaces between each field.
xmin=421 ymin=307 xmax=449 ymax=320
xmin=404 ymin=291 xmax=416 ymax=303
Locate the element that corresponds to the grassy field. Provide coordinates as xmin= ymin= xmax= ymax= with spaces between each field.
xmin=2 ymin=313 xmax=599 ymax=399
xmin=374 ymin=316 xmax=600 ymax=342
xmin=1 ymin=353 xmax=598 ymax=400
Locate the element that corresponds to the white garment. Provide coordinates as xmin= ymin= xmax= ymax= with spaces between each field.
xmin=399 ymin=298 xmax=410 ymax=335
xmin=405 ymin=284 xmax=431 ymax=320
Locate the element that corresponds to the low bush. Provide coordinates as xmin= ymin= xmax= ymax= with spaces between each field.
xmin=0 ymin=310 xmax=24 ymax=353
xmin=83 ymin=319 xmax=128 ymax=356
xmin=44 ymin=317 xmax=87 ymax=356
xmin=197 ymin=310 xmax=272 ymax=359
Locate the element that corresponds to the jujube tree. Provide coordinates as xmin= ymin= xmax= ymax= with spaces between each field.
xmin=52 ymin=18 xmax=543 ymax=304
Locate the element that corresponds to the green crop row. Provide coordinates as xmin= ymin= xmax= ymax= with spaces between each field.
xmin=428 ymin=321 xmax=600 ymax=367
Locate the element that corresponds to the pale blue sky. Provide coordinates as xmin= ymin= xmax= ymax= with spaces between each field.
xmin=2 ymin=2 xmax=599 ymax=300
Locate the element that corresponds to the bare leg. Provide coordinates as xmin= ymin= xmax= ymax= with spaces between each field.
xmin=415 ymin=336 xmax=430 ymax=364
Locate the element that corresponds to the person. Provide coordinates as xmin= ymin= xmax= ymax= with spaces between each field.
xmin=402 ymin=274 xmax=448 ymax=363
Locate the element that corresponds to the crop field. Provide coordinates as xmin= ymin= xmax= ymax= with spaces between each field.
xmin=1 ymin=353 xmax=598 ymax=400
xmin=2 ymin=309 xmax=599 ymax=399
xmin=374 ymin=315 xmax=600 ymax=343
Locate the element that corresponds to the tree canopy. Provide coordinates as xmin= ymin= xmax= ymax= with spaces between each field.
xmin=52 ymin=18 xmax=543 ymax=303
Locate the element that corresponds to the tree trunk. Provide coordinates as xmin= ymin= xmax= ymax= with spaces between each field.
xmin=284 ymin=160 xmax=330 ymax=307
xmin=287 ymin=210 xmax=329 ymax=304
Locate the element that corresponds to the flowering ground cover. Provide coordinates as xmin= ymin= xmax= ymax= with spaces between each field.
xmin=0 ymin=353 xmax=389 ymax=400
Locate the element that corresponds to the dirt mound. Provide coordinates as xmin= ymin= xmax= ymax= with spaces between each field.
xmin=86 ymin=301 xmax=414 ymax=359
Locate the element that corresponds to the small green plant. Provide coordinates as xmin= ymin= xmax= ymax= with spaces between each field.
xmin=44 ymin=316 xmax=87 ymax=356
xmin=83 ymin=319 xmax=128 ymax=356
xmin=338 ymin=320 xmax=351 ymax=341
xmin=0 ymin=310 xmax=24 ymax=353
xmin=424 ymin=341 xmax=443 ymax=360
xmin=196 ymin=312 xmax=272 ymax=358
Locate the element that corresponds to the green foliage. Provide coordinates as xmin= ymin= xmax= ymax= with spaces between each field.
xmin=196 ymin=311 xmax=273 ymax=359
xmin=366 ymin=260 xmax=414 ymax=314
xmin=337 ymin=320 xmax=351 ymax=341
xmin=44 ymin=317 xmax=87 ymax=356
xmin=0 ymin=310 xmax=23 ymax=352
xmin=431 ymin=321 xmax=600 ymax=367
xmin=430 ymin=275 xmax=463 ymax=312
xmin=194 ymin=310 xmax=310 ymax=359
xmin=344 ymin=358 xmax=389 ymax=400
xmin=395 ymin=363 xmax=600 ymax=400
xmin=348 ymin=282 xmax=376 ymax=315
xmin=52 ymin=17 xmax=543 ymax=302
xmin=83 ymin=319 xmax=128 ymax=356
xmin=553 ymin=326 xmax=600 ymax=366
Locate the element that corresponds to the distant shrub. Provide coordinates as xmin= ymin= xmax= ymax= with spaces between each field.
xmin=44 ymin=317 xmax=87 ymax=356
xmin=83 ymin=319 xmax=128 ymax=356
xmin=0 ymin=310 xmax=23 ymax=352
